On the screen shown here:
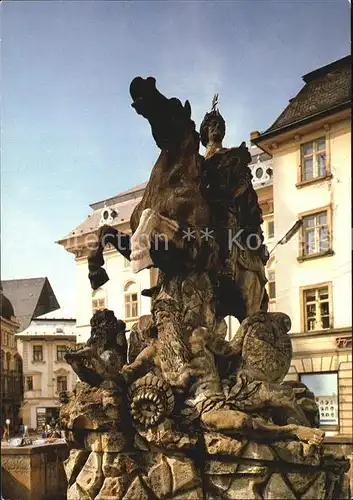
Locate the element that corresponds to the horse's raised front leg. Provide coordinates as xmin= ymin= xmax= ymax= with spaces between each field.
xmin=88 ymin=225 xmax=131 ymax=289
xmin=130 ymin=208 xmax=179 ymax=273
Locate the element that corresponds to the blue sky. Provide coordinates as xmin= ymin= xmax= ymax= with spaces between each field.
xmin=1 ymin=0 xmax=350 ymax=316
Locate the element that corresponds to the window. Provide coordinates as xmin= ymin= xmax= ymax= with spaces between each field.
xmin=57 ymin=345 xmax=67 ymax=361
xmin=303 ymin=285 xmax=331 ymax=331
xmin=267 ymin=271 xmax=276 ymax=299
xmin=15 ymin=355 xmax=22 ymax=373
xmin=301 ymin=211 xmax=330 ymax=257
xmin=92 ymin=288 xmax=106 ymax=314
xmin=33 ymin=345 xmax=43 ymax=362
xmin=92 ymin=298 xmax=106 ymax=313
xmin=26 ymin=376 xmax=33 ymax=391
xmin=125 ymin=293 xmax=139 ymax=319
xmin=6 ymin=352 xmax=11 ymax=370
xmin=124 ymin=282 xmax=139 ymax=319
xmin=300 ymin=373 xmax=338 ymax=427
xmin=301 ymin=137 xmax=326 ymax=181
xmin=267 ymin=220 xmax=275 ymax=239
xmin=57 ymin=375 xmax=67 ymax=392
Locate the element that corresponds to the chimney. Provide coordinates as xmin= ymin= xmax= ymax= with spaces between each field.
xmin=250 ymin=130 xmax=260 ymax=141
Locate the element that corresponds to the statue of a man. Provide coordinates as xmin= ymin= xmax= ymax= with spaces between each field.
xmin=199 ymin=97 xmax=269 ymax=320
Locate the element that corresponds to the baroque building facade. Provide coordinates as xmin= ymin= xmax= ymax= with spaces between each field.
xmin=0 ymin=286 xmax=23 ymax=432
xmin=252 ymin=55 xmax=352 ymax=438
xmin=15 ymin=312 xmax=77 ymax=430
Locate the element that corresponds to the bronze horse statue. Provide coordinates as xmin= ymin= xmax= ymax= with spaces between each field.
xmin=88 ymin=77 xmax=266 ymax=324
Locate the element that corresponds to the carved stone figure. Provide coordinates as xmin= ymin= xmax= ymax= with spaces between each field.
xmin=65 ymin=309 xmax=127 ymax=387
xmin=60 ymin=79 xmax=351 ymax=500
xmin=229 ymin=311 xmax=292 ymax=383
xmin=200 ymin=97 xmax=269 ymax=320
xmin=87 ymin=80 xmax=267 ymax=327
xmin=181 ymin=326 xmax=324 ymax=450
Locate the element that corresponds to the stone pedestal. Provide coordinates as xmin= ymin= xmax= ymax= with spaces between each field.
xmin=63 ymin=433 xmax=351 ymax=499
xmin=1 ymin=442 xmax=68 ymax=500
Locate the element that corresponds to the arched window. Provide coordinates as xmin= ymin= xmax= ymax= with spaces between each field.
xmin=92 ymin=288 xmax=106 ymax=314
xmin=124 ymin=282 xmax=139 ymax=320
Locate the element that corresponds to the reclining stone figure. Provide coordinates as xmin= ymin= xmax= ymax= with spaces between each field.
xmin=181 ymin=326 xmax=324 ymax=450
xmin=122 ymin=312 xmax=324 ymax=450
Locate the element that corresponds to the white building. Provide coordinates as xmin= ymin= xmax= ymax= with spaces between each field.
xmin=252 ymin=55 xmax=352 ymax=437
xmin=16 ymin=311 xmax=77 ymax=430
xmin=57 ymin=149 xmax=273 ymax=343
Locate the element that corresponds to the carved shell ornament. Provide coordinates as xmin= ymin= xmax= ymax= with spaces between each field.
xmin=128 ymin=373 xmax=175 ymax=428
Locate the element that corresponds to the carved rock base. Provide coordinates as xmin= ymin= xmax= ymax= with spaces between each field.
xmin=64 ymin=433 xmax=351 ymax=499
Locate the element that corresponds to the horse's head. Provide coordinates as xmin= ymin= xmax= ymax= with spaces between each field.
xmin=130 ymin=76 xmax=198 ymax=151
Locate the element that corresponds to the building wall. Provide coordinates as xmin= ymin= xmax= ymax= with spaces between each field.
xmin=285 ymin=338 xmax=352 ymax=436
xmin=16 ymin=318 xmax=77 ymax=430
xmin=75 ymin=250 xmax=153 ymax=343
xmin=75 ymin=256 xmax=97 ymax=343
xmin=272 ymin=119 xmax=351 ymax=330
xmin=269 ymin=116 xmax=351 ymax=437
xmin=0 ymin=316 xmax=23 ymax=430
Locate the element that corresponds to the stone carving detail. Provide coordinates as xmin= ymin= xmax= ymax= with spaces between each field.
xmin=61 ymin=79 xmax=351 ymax=499
xmin=128 ymin=372 xmax=175 ymax=428
xmin=335 ymin=335 xmax=352 ymax=348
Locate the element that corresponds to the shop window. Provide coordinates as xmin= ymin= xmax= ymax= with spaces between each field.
xmin=300 ymin=372 xmax=338 ymax=427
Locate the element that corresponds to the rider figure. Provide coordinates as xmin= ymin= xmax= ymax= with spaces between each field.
xmin=199 ymin=96 xmax=269 ymax=318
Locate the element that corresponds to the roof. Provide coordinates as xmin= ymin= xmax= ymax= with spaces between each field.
xmin=57 ymin=195 xmax=143 ymax=243
xmin=1 ymin=278 xmax=60 ymax=332
xmin=35 ymin=308 xmax=76 ymax=321
xmin=90 ymin=182 xmax=147 ymax=210
xmin=258 ymin=55 xmax=351 ymax=139
xmin=16 ymin=333 xmax=77 ymax=340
